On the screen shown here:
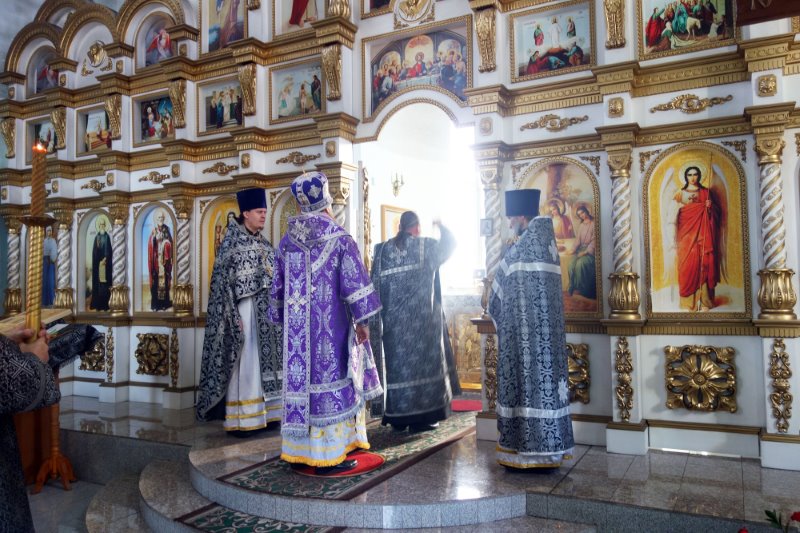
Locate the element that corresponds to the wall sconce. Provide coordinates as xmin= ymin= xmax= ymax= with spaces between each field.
xmin=391 ymin=172 xmax=404 ymax=197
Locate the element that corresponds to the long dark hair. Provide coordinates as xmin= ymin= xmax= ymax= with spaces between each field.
xmin=682 ymin=166 xmax=704 ymax=190
xmin=394 ymin=210 xmax=419 ymax=250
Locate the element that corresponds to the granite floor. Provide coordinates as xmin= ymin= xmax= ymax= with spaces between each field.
xmin=33 ymin=397 xmax=800 ymax=531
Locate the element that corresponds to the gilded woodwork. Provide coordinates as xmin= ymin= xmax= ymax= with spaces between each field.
xmin=3 ymin=289 xmax=22 ymax=316
xmin=171 ymin=164 xmax=180 ymax=178
xmin=664 ymin=345 xmax=737 ymax=413
xmin=567 ymin=343 xmax=590 ymax=404
xmin=238 ymin=64 xmax=257 ymax=116
xmin=769 ymin=338 xmax=792 ymax=433
xmin=474 ymin=7 xmax=496 ymax=73
xmin=50 ymin=108 xmax=67 ymax=151
xmin=81 ymin=179 xmax=106 ymax=193
xmin=79 ymin=337 xmax=105 ymax=372
xmin=741 ymin=36 xmax=791 ymax=73
xmin=202 ymin=162 xmax=239 ymax=176
xmin=275 ymin=151 xmax=322 ymax=166
xmin=614 ymin=336 xmax=633 ymax=422
xmin=394 ymin=0 xmax=434 ymax=28
xmin=325 ymin=141 xmax=336 ymax=157
xmin=603 ymin=0 xmax=625 ymax=49
xmin=7 ymin=87 xmax=14 ymax=99
xmin=479 ymin=117 xmax=493 ymax=136
xmin=59 ymin=74 xmax=67 ymax=86
xmin=240 ymin=153 xmax=251 ymax=168
xmin=796 ymin=134 xmax=800 ymax=157
xmin=104 ymin=94 xmax=122 ymax=140
xmin=174 ymin=283 xmax=193 ymax=317
xmin=638 ymin=150 xmax=661 ymax=173
xmin=106 ymin=173 xmax=116 ymax=186
xmin=510 ymin=162 xmax=529 ymax=187
xmin=105 ymin=328 xmax=114 ymax=382
xmin=758 ymin=269 xmax=798 ymax=321
xmin=109 ymin=285 xmax=129 ymax=316
xmin=608 ymin=272 xmax=640 ymax=320
xmin=362 ymin=167 xmax=372 ymax=271
xmin=169 ymin=328 xmax=179 ymax=387
xmin=757 ymin=74 xmax=778 ymax=97
xmin=246 ymin=0 xmax=261 ymax=9
xmin=139 ymin=171 xmax=171 ymax=185
xmin=328 ymin=0 xmax=351 ymax=18
xmin=168 ymin=80 xmax=187 ymax=129
xmin=0 ymin=189 xmax=6 ymax=201
xmin=134 ymin=333 xmax=169 ymax=376
xmin=449 ymin=313 xmax=482 ymax=389
xmin=1 ymin=118 xmax=16 ymax=159
xmin=608 ymin=97 xmax=624 ymax=118
xmin=721 ymin=140 xmax=748 ymax=163
xmin=579 ymin=155 xmax=600 ymax=176
xmin=321 ymin=44 xmax=342 ymax=101
xmin=484 ymin=334 xmax=498 ymax=411
xmin=649 ymin=94 xmax=733 ymax=114
xmin=520 ymin=114 xmax=589 ymax=133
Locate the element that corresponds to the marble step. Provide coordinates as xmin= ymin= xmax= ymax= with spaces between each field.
xmin=85 ymin=474 xmax=151 ymax=533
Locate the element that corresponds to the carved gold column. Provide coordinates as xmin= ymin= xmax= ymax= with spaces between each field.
xmin=108 ymin=204 xmax=129 ymax=316
xmin=172 ymin=197 xmax=193 ymax=316
xmin=104 ymin=94 xmax=122 ymax=140
xmin=362 ymin=167 xmax=372 ymax=271
xmin=168 ymin=80 xmax=187 ymax=129
xmin=473 ymin=7 xmax=496 ymax=73
xmin=746 ymin=104 xmax=796 ymax=321
xmin=53 ymin=208 xmax=75 ymax=310
xmin=1 ymin=209 xmax=22 ymax=314
xmin=603 ymin=0 xmax=625 ymax=49
xmin=321 ymin=44 xmax=342 ymax=101
xmin=50 ymin=108 xmax=66 ymax=151
xmin=769 ymin=338 xmax=792 ymax=433
xmin=0 ymin=117 xmax=16 ymax=158
xmin=599 ymin=125 xmax=641 ymax=320
xmin=237 ymin=65 xmax=257 ymax=117
xmin=327 ymin=0 xmax=351 ymax=18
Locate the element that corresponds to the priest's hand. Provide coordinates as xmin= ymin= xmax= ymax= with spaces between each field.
xmin=356 ymin=323 xmax=369 ymax=344
xmin=19 ymin=328 xmax=50 ymax=364
xmin=6 ymin=327 xmax=35 ymax=345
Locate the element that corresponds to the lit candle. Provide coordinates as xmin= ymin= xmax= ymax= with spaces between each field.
xmin=31 ymin=143 xmax=47 ymax=217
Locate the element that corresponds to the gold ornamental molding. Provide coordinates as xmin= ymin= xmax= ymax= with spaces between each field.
xmin=632 ymin=53 xmax=747 ymax=98
xmin=168 ymin=80 xmax=187 ymax=129
xmin=721 ymin=140 xmax=748 ymax=163
xmin=0 ymin=118 xmax=16 ymax=158
xmin=275 ymin=151 xmax=322 ymax=167
xmin=510 ymin=79 xmax=601 ymax=116
xmin=757 ymin=74 xmax=778 ymax=97
xmin=484 ymin=334 xmax=498 ymax=411
xmin=567 ymin=343 xmax=590 ymax=405
xmin=464 ymin=84 xmax=513 ymax=116
xmin=579 ymin=156 xmax=600 ymax=176
xmin=638 ymin=150 xmax=661 ymax=173
xmin=614 ymin=336 xmax=633 ymax=422
xmin=232 ymin=125 xmax=322 ymax=152
xmin=520 ymin=114 xmax=589 ymax=133
xmin=238 ymin=64 xmax=257 ymax=116
xmin=80 ymin=179 xmax=106 ymax=193
xmin=740 ymin=34 xmax=793 ymax=73
xmin=649 ymin=94 xmax=733 ymax=114
xmin=138 ymin=171 xmax=171 ymax=185
xmin=649 ymin=419 xmax=759 ymax=435
xmin=161 ymin=139 xmax=237 ymax=163
xmin=202 ymin=162 xmax=240 ymax=176
xmin=664 ymin=345 xmax=737 ymax=413
xmin=134 ymin=333 xmax=169 ymax=376
xmin=105 ymin=328 xmax=114 ymax=382
xmin=474 ymin=7 xmax=496 ymax=73
xmin=769 ymin=338 xmax=792 ymax=434
xmin=636 ymin=116 xmax=751 ymax=147
xmin=512 ymin=135 xmax=602 ymax=160
xmin=602 ymin=0 xmax=625 ymax=49
xmin=169 ymin=328 xmax=179 ymax=387
xmin=608 ymin=97 xmax=624 ymax=118
xmin=79 ymin=337 xmax=105 ymax=372
xmin=315 ymin=112 xmax=359 ymax=142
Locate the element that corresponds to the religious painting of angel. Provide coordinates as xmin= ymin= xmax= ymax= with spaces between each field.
xmin=206 ymin=0 xmax=245 ymax=52
xmin=200 ymin=196 xmax=238 ymax=312
xmin=366 ymin=27 xmax=469 ymax=117
xmin=270 ymin=61 xmax=324 ymax=124
xmin=140 ymin=15 xmax=173 ymax=67
xmin=277 ymin=0 xmax=323 ymax=35
xmin=644 ymin=143 xmax=749 ymax=318
xmin=519 ymin=158 xmax=602 ymax=318
xmin=511 ymin=0 xmax=595 ymax=82
xmin=27 ymin=49 xmax=59 ymax=96
xmin=638 ymin=0 xmax=736 ymax=60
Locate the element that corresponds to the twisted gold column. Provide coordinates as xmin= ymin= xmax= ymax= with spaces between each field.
xmin=173 ymin=200 xmax=193 ymax=316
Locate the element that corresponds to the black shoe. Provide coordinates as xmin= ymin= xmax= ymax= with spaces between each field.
xmin=266 ymin=420 xmax=280 ymax=431
xmin=409 ymin=422 xmax=440 ymax=433
xmin=390 ymin=424 xmax=408 ymax=432
xmin=315 ymin=459 xmax=358 ymax=475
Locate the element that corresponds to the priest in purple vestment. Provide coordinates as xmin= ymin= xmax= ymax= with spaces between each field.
xmin=269 ymin=171 xmax=383 ymax=475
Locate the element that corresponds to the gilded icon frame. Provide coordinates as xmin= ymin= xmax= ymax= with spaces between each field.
xmin=269 ymin=58 xmax=325 ymax=125
xmin=196 ymin=76 xmax=244 ymax=136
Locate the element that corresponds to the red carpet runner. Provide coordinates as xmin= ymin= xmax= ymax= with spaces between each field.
xmin=292 ymin=450 xmax=385 ymax=477
xmin=451 ymin=399 xmax=482 ymax=412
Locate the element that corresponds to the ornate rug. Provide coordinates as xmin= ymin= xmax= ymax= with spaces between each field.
xmin=177 ymin=503 xmax=342 ymax=532
xmin=219 ymin=411 xmax=475 ymax=500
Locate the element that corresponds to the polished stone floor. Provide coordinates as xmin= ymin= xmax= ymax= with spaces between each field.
xmin=25 ymin=397 xmax=800 ymax=531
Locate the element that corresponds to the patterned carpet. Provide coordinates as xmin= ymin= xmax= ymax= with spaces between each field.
xmin=219 ymin=411 xmax=476 ymax=500
xmin=178 ymin=503 xmax=341 ymax=532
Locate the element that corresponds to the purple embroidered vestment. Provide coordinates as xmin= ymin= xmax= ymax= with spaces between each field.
xmin=270 ymin=213 xmax=382 ymax=438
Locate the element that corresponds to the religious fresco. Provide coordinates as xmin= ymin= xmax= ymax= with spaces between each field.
xmin=638 ymin=0 xmax=736 ymax=60
xmin=138 ymin=206 xmax=175 ymax=312
xmin=643 ymin=142 xmax=750 ymax=318
xmin=27 ymin=49 xmax=58 ymax=96
xmin=139 ymin=15 xmax=173 ymax=67
xmin=79 ymin=109 xmax=111 ymax=154
xmin=198 ymin=78 xmax=243 ymax=134
xmin=83 ymin=212 xmax=113 ymax=312
xmin=205 ymin=0 xmax=245 ymax=52
xmin=277 ymin=0 xmax=323 ymax=34
xmin=511 ymin=0 xmax=595 ymax=82
xmin=367 ymin=28 xmax=469 ymax=116
xmin=270 ymin=61 xmax=324 ymax=124
xmin=136 ymin=95 xmax=175 ymax=145
xmin=519 ymin=158 xmax=602 ymax=318
xmin=200 ymin=196 xmax=238 ymax=312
